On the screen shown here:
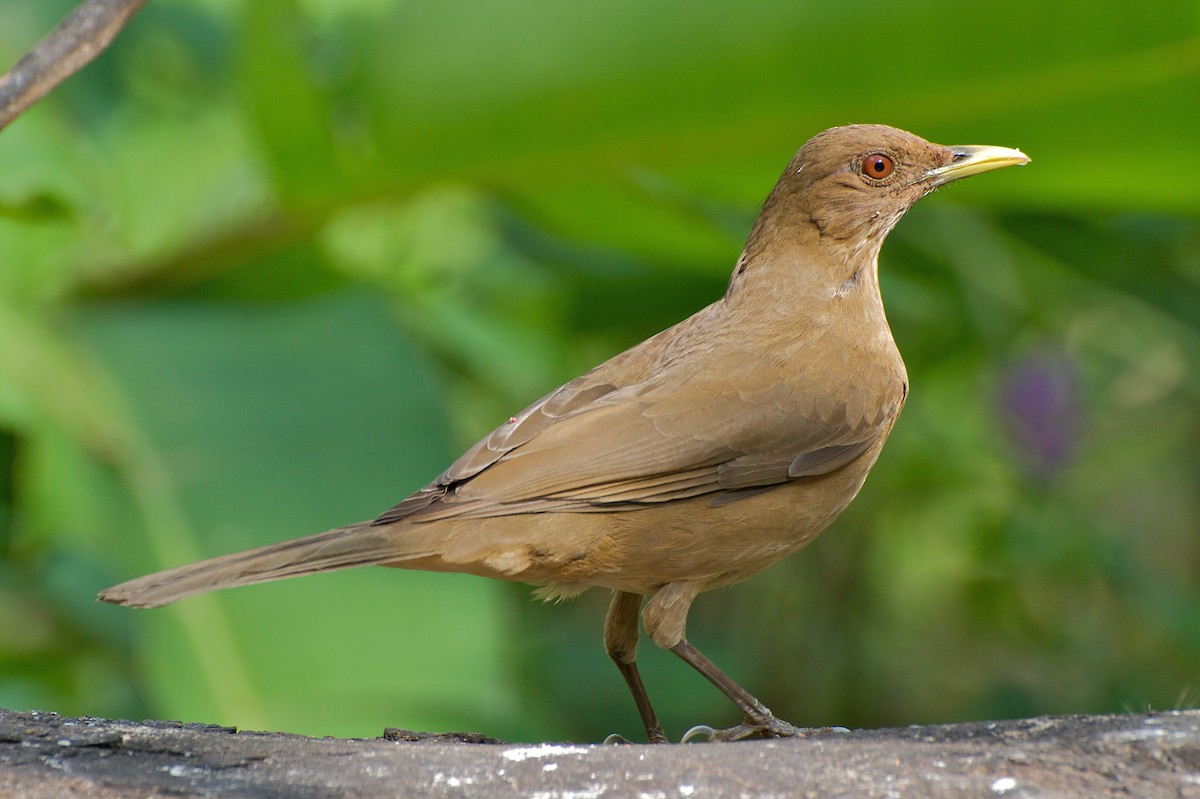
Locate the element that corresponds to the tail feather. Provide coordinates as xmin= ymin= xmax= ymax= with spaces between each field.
xmin=98 ymin=521 xmax=432 ymax=609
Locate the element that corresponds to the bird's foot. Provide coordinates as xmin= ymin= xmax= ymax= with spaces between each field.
xmin=603 ymin=728 xmax=668 ymax=745
xmin=682 ymin=713 xmax=805 ymax=743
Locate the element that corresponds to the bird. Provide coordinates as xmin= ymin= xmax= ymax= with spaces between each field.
xmin=99 ymin=124 xmax=1029 ymax=743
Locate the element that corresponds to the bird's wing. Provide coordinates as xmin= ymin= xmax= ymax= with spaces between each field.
xmin=375 ymin=344 xmax=903 ymax=524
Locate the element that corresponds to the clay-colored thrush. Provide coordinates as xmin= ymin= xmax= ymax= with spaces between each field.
xmin=100 ymin=125 xmax=1029 ymax=742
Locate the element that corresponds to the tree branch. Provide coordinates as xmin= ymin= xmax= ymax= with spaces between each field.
xmin=2 ymin=708 xmax=1198 ymax=797
xmin=0 ymin=0 xmax=151 ymax=132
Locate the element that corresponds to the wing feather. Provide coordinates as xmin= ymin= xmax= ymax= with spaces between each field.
xmin=374 ymin=309 xmax=905 ymax=526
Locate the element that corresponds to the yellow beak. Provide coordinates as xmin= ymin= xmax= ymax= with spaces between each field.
xmin=926 ymin=144 xmax=1031 ymax=186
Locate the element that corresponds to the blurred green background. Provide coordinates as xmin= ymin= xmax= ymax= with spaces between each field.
xmin=0 ymin=0 xmax=1198 ymax=743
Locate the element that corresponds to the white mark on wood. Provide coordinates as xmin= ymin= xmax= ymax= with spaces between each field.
xmin=502 ymin=744 xmax=590 ymax=762
xmin=991 ymin=777 xmax=1017 ymax=793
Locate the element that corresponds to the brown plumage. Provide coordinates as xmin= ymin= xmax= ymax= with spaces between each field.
xmin=99 ymin=125 xmax=1029 ymax=742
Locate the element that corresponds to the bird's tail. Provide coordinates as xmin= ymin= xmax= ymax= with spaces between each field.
xmin=98 ymin=521 xmax=428 ymax=609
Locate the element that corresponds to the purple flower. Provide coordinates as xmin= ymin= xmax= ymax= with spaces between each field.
xmin=997 ymin=351 xmax=1082 ymax=478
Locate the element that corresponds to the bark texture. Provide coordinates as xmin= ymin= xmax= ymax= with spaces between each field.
xmin=1 ymin=708 xmax=1198 ymax=798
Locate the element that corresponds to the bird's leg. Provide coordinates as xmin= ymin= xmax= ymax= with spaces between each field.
xmin=604 ymin=590 xmax=667 ymax=743
xmin=668 ymin=639 xmax=801 ymax=741
xmin=644 ymin=582 xmax=801 ymax=742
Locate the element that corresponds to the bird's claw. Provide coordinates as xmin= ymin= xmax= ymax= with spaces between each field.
xmin=603 ymin=733 xmax=633 ymax=745
xmin=686 ymin=714 xmax=805 ymax=742
xmin=680 ymin=724 xmax=715 ymax=743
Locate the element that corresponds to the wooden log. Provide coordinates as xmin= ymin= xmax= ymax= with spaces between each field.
xmin=1 ymin=707 xmax=1197 ymax=797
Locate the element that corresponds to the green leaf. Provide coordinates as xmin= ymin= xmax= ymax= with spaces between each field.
xmin=71 ymin=291 xmax=517 ymax=737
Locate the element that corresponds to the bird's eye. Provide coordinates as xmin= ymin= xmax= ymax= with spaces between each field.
xmin=862 ymin=153 xmax=895 ymax=180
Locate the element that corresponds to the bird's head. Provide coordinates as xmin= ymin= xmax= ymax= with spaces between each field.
xmin=732 ymin=124 xmax=1029 ymax=302
xmin=775 ymin=123 xmax=1029 ymax=243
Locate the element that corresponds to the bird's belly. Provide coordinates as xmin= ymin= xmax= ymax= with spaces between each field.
xmin=592 ymin=455 xmax=880 ymax=594
xmin=415 ymin=434 xmax=889 ymax=600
